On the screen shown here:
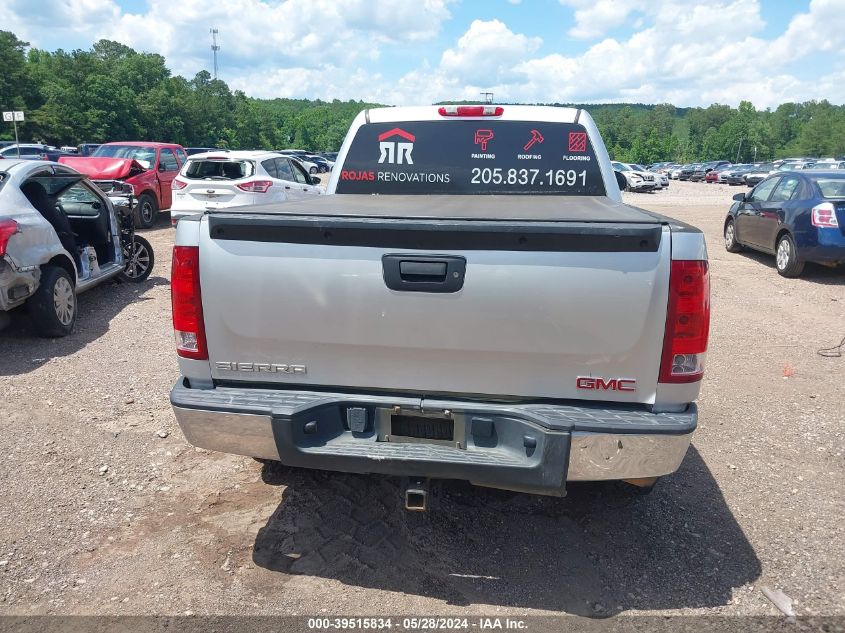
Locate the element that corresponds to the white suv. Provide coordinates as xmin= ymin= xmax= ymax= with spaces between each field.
xmin=170 ymin=151 xmax=323 ymax=225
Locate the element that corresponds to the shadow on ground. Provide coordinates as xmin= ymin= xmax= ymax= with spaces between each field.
xmin=736 ymin=250 xmax=845 ymax=285
xmin=252 ymin=446 xmax=760 ymax=616
xmin=0 ymin=275 xmax=168 ymax=376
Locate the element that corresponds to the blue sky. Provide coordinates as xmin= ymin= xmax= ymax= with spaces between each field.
xmin=6 ymin=0 xmax=844 ymax=107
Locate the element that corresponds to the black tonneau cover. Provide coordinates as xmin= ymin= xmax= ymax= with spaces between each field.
xmin=211 ymin=194 xmax=662 ymax=224
xmin=206 ymin=195 xmax=668 ymax=252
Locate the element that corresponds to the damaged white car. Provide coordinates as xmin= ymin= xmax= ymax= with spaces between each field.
xmin=0 ymin=160 xmax=154 ymax=337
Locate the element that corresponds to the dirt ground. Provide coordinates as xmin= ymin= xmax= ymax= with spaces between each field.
xmin=0 ymin=180 xmax=842 ymax=619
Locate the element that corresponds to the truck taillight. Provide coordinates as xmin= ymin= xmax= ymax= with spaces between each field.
xmin=0 ymin=219 xmax=19 ymax=257
xmin=171 ymin=178 xmax=187 ymax=190
xmin=811 ymin=202 xmax=839 ymax=228
xmin=236 ymin=180 xmax=273 ymax=193
xmin=438 ymin=105 xmax=504 ymax=117
xmin=171 ymin=245 xmax=207 ymax=360
xmin=659 ymin=260 xmax=710 ymax=383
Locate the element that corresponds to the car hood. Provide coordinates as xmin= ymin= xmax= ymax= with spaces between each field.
xmin=57 ymin=157 xmax=148 ymax=180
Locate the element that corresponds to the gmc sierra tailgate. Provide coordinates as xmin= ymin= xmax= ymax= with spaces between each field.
xmin=197 ymin=195 xmax=671 ymax=404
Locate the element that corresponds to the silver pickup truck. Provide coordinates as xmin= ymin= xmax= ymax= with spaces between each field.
xmin=169 ymin=105 xmax=710 ymax=505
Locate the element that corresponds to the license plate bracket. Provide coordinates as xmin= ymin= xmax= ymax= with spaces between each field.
xmin=375 ymin=408 xmax=466 ymax=449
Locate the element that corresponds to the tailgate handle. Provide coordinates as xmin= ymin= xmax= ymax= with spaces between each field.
xmin=399 ymin=260 xmax=447 ymax=281
xmin=383 ymin=255 xmax=466 ymax=293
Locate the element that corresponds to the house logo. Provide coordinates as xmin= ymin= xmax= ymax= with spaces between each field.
xmin=378 ymin=128 xmax=415 ymax=165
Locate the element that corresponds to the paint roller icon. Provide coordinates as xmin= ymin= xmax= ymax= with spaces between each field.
xmin=474 ymin=129 xmax=494 ymax=151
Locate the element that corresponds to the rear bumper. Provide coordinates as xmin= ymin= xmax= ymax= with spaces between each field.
xmin=628 ymin=182 xmax=656 ymax=191
xmin=170 ymin=381 xmax=696 ymax=496
xmin=797 ymin=230 xmax=845 ymax=263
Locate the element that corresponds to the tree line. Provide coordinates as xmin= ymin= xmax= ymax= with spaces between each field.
xmin=1 ymin=30 xmax=844 ymax=161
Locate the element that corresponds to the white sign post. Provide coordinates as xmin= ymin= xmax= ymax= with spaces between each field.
xmin=2 ymin=111 xmax=24 ymax=157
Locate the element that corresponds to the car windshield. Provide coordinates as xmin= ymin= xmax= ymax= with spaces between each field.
xmin=92 ymin=145 xmax=156 ymax=169
xmin=184 ymin=159 xmax=255 ymax=180
xmin=815 ymin=177 xmax=845 ymax=198
xmin=755 ymin=163 xmax=774 ymax=171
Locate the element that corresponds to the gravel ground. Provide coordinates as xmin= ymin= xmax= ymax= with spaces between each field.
xmin=0 ymin=180 xmax=842 ymax=619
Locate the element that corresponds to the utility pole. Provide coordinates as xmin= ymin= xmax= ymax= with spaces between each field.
xmin=735 ymin=137 xmax=744 ymax=163
xmin=210 ymin=28 xmax=220 ymax=80
xmin=480 ymin=92 xmax=494 ymax=104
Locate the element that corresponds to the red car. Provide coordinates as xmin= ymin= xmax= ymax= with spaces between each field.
xmin=60 ymin=142 xmax=188 ymax=228
xmin=705 ymin=170 xmax=721 ymax=183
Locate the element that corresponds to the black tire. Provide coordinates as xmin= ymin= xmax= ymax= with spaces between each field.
xmin=775 ymin=233 xmax=805 ymax=278
xmin=134 ymin=193 xmax=158 ymax=229
xmin=724 ymin=218 xmax=743 ymax=253
xmin=309 ymin=166 xmax=318 ymax=174
xmin=27 ymin=266 xmax=76 ymax=337
xmin=119 ymin=235 xmax=154 ymax=282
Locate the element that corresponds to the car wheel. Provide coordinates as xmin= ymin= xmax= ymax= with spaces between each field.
xmin=27 ymin=265 xmax=76 ymax=337
xmin=724 ymin=218 xmax=743 ymax=253
xmin=309 ymin=166 xmax=318 ymax=174
xmin=135 ymin=193 xmax=158 ymax=229
xmin=775 ymin=233 xmax=805 ymax=277
xmin=119 ymin=235 xmax=155 ymax=282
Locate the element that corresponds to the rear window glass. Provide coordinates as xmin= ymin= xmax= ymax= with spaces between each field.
xmin=185 ymin=159 xmax=255 ymax=180
xmin=335 ymin=121 xmax=606 ymax=195
xmin=816 ymin=177 xmax=845 ymax=198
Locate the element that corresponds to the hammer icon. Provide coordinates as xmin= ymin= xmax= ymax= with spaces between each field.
xmin=523 ymin=129 xmax=544 ymax=151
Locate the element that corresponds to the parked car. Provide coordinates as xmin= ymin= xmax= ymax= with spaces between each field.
xmin=77 ymin=143 xmax=101 ymax=157
xmin=691 ymin=161 xmax=731 ymax=182
xmin=305 ymin=155 xmax=332 ymax=172
xmin=0 ymin=159 xmax=153 ymax=336
xmin=40 ymin=148 xmax=78 ymax=162
xmin=705 ymin=168 xmax=722 ymax=183
xmin=678 ymin=164 xmax=701 ymax=181
xmin=630 ymin=164 xmax=666 ymax=189
xmin=170 ymin=104 xmax=710 ymax=503
xmin=724 ymin=164 xmax=755 ymax=185
xmin=706 ymin=165 xmax=738 ymax=183
xmin=743 ymin=163 xmax=776 ymax=186
xmin=814 ymin=160 xmax=845 ymax=170
xmin=59 ymin=142 xmax=188 ymax=228
xmin=724 ymin=170 xmax=845 ymax=277
xmin=276 ymin=150 xmax=322 ymax=174
xmin=669 ymin=164 xmax=687 ymax=179
xmin=611 ymin=161 xmax=657 ymax=191
xmin=0 ymin=144 xmax=53 ymax=161
xmin=170 ymin=151 xmax=323 ymax=225
xmin=775 ymin=161 xmax=813 ymax=172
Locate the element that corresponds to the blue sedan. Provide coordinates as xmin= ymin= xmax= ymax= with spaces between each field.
xmin=724 ymin=171 xmax=845 ymax=277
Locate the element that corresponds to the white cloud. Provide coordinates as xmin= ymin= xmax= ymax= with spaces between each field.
xmin=388 ymin=1 xmax=845 ymax=109
xmin=440 ymin=19 xmax=542 ymax=85
xmin=4 ymin=0 xmax=845 ymax=109
xmin=559 ymin=0 xmax=644 ymax=40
